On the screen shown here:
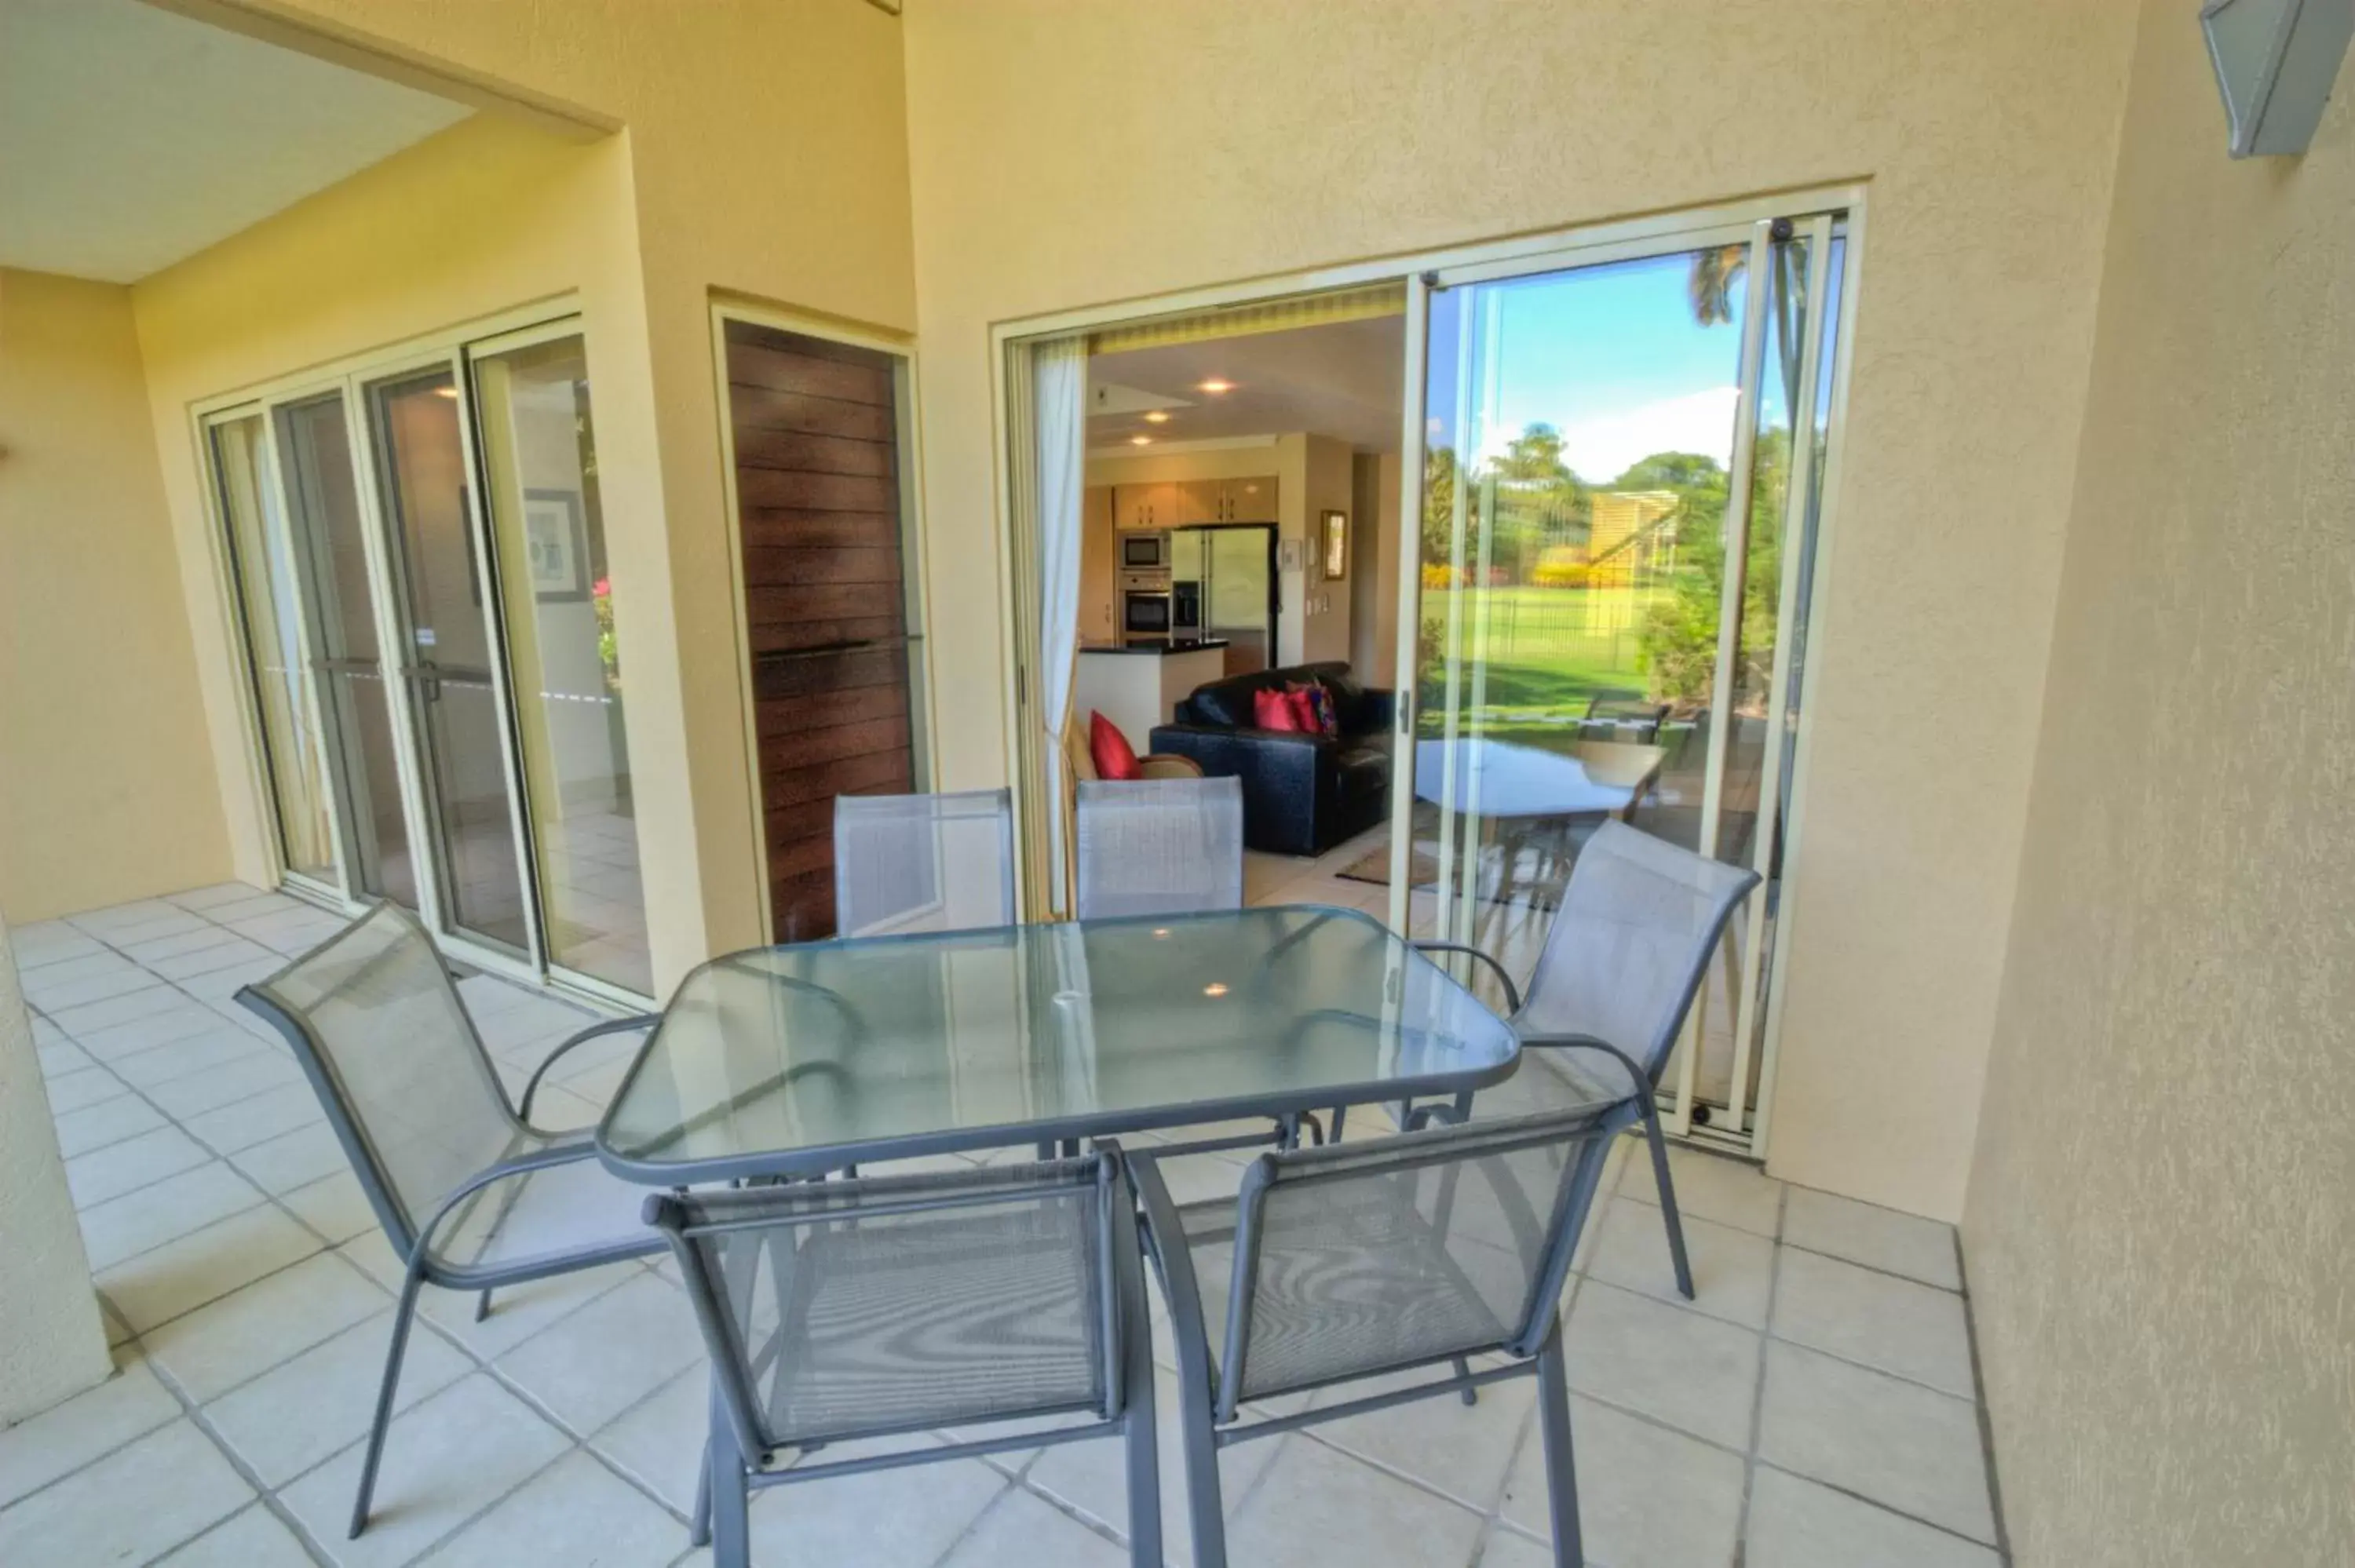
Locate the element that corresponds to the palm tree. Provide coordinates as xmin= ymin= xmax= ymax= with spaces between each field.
xmin=1687 ymin=242 xmax=1808 ymax=416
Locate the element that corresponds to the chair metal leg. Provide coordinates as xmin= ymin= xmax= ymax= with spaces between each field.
xmin=708 ymin=1387 xmax=751 ymax=1568
xmin=690 ymin=1434 xmax=713 ymax=1548
xmin=1119 ymin=1253 xmax=1162 ymax=1566
xmin=351 ymin=1256 xmax=426 ymax=1537
xmin=1328 ymin=1104 xmax=1347 ymax=1143
xmin=1535 ymin=1318 xmax=1584 ymax=1567
xmin=473 ymin=1287 xmax=493 ymax=1322
xmin=1640 ymin=1097 xmax=1696 ymax=1299
xmin=1451 ymin=1355 xmax=1479 ymax=1407
xmin=1174 ymin=1367 xmax=1228 ymax=1568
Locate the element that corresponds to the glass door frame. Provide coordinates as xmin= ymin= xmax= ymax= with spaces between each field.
xmin=190 ymin=299 xmax=646 ymax=1005
xmin=1387 ymin=206 xmax=1858 ymax=1158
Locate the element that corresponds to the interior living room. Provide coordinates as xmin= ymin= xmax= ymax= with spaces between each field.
xmin=3 ymin=3 xmax=2351 ymax=1568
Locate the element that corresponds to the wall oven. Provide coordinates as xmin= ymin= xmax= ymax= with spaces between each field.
xmin=1121 ymin=572 xmax=1172 ymax=640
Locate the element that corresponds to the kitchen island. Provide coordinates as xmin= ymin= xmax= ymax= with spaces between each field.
xmin=1072 ymin=640 xmax=1229 ymax=751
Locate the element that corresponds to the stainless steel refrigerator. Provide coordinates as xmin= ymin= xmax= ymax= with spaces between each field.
xmin=1170 ymin=524 xmax=1276 ymax=676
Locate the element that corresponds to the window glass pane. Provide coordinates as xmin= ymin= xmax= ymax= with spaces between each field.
xmin=367 ymin=366 xmax=530 ymax=952
xmin=209 ymin=414 xmax=338 ymax=883
xmin=473 ymin=335 xmax=651 ymax=994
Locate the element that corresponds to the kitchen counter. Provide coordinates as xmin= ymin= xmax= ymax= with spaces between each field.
xmin=1074 ymin=639 xmax=1230 ymax=656
xmin=1073 ymin=642 xmax=1227 ymax=745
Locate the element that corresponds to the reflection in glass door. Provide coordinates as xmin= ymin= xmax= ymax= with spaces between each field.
xmin=364 ymin=366 xmax=533 ymax=954
xmin=276 ymin=391 xmax=420 ymax=909
xmin=1395 ymin=213 xmax=1846 ymax=1150
xmin=207 ymin=412 xmax=340 ymax=888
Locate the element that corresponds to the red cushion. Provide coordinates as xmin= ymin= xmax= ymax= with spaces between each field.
xmin=1089 ymin=711 xmax=1142 ymax=780
xmin=1286 ymin=685 xmax=1329 ymax=736
xmin=1253 ymin=687 xmax=1301 ymax=731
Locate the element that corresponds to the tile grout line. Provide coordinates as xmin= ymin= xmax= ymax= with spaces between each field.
xmin=1729 ymin=1181 xmax=1791 ymax=1567
xmin=1953 ymin=1229 xmax=2016 ymax=1566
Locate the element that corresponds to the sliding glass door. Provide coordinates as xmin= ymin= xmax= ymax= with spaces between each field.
xmin=202 ymin=317 xmax=651 ymax=1000
xmin=1393 ymin=212 xmax=1846 ymax=1149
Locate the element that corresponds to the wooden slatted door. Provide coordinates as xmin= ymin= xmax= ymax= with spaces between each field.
xmin=724 ymin=319 xmax=921 ymax=941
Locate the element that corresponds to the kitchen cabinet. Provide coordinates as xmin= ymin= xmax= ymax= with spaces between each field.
xmin=1115 ymin=481 xmax=1180 ymax=531
xmin=1079 ymin=486 xmax=1117 ymax=637
xmin=1174 ymin=479 xmax=1224 ymax=524
xmin=1219 ymin=476 xmax=1277 ymax=521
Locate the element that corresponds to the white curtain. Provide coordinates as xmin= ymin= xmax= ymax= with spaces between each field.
xmin=1031 ymin=336 xmax=1088 ymax=912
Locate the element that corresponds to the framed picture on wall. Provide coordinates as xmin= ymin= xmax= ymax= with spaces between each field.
xmin=1321 ymin=510 xmax=1348 ymax=580
xmin=523 ymin=488 xmax=590 ymax=602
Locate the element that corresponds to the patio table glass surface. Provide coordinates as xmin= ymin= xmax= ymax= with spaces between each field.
xmin=595 ymin=903 xmax=1527 ymax=1182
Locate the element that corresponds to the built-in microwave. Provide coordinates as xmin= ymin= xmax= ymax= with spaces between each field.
xmin=1121 ymin=531 xmax=1170 ymax=570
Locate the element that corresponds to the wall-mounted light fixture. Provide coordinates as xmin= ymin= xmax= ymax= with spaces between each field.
xmin=2201 ymin=0 xmax=2353 ymax=156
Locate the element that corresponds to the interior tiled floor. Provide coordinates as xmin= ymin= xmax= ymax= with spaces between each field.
xmin=7 ymin=881 xmax=2010 ymax=1567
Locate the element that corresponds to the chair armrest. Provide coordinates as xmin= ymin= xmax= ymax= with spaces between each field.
xmin=517 ymin=1012 xmax=659 ymax=1127
xmin=1119 ymin=1146 xmax=1222 ymax=1402
xmin=1517 ymin=1030 xmax=1654 ymax=1099
xmin=1411 ymin=941 xmax=1522 ymax=1015
xmin=1136 ymin=753 xmax=1205 ymax=779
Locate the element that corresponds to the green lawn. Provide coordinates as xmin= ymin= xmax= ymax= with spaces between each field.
xmin=1414 ymin=584 xmax=1662 ymax=740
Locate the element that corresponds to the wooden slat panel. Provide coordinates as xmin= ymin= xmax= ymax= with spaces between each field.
xmin=746 ymin=582 xmax=903 ymax=627
xmin=763 ymin=797 xmax=835 ymax=852
xmin=727 ymin=342 xmax=891 ymax=407
xmin=759 ymin=716 xmax=910 ymax=773
xmin=762 ymin=746 xmax=914 ymax=809
xmin=752 ymin=644 xmax=907 ymax=701
xmin=768 ymin=869 xmax=836 ymax=945
xmin=747 ymin=615 xmax=904 ymax=655
xmin=743 ymin=545 xmax=902 ymax=589
xmin=730 ymin=385 xmax=895 ymax=442
xmin=756 ymin=681 xmax=909 ymax=737
xmin=731 ymin=427 xmax=896 ymax=478
xmin=739 ymin=508 xmax=902 ymax=552
xmin=737 ymin=468 xmax=896 ymax=513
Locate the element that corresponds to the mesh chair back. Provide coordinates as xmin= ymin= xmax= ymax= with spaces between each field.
xmin=1074 ymin=776 xmax=1244 ymax=920
xmin=1516 ymin=819 xmax=1760 ymax=1082
xmin=834 ymin=789 xmax=1017 ymax=938
xmin=240 ymin=903 xmax=519 ymax=1255
xmin=1210 ymin=1106 xmax=1615 ymax=1413
xmin=648 ymin=1157 xmax=1119 ymax=1460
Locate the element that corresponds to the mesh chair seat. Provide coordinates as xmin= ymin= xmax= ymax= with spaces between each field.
xmin=431 ymin=1142 xmax=655 ymax=1274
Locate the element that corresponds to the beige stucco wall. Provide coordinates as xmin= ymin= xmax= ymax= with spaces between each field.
xmin=133 ymin=0 xmax=916 ymax=986
xmin=1964 ymin=7 xmax=2355 ymax=1563
xmin=0 ymin=270 xmax=232 ymax=923
xmin=903 ymin=0 xmax=2141 ymax=1217
xmin=0 ymin=910 xmax=114 ymax=1424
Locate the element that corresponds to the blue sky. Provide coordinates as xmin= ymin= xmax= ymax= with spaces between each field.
xmin=1427 ymin=250 xmax=1766 ymax=484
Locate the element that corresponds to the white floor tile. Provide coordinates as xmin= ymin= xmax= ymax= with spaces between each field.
xmin=493 ymin=1271 xmax=704 ymax=1435
xmin=1745 ymin=1464 xmax=2001 ymax=1568
xmin=66 ymin=1124 xmax=213 ymax=1208
xmin=1619 ymin=1144 xmax=1783 ymax=1238
xmin=1756 ymin=1341 xmax=1995 ymax=1545
xmin=204 ymin=1311 xmax=473 ymax=1488
xmin=46 ymin=983 xmax=200 ymax=1041
xmin=1782 ymin=1188 xmax=1962 ymax=1291
xmin=1771 ymin=1249 xmax=1977 ymax=1398
xmin=109 ymin=1026 xmax=277 ymax=1089
xmin=38 ymin=1064 xmax=130 ymax=1115
xmin=282 ymin=1169 xmax=382 ymax=1245
xmin=940 ymin=1486 xmax=1126 ymax=1568
xmin=1306 ymin=1363 xmax=1538 ymax=1512
xmin=99 ymin=1202 xmax=323 ymax=1334
xmin=0 ymin=1419 xmax=253 ymax=1567
xmin=278 ymin=1376 xmax=571 ymax=1567
xmin=0 ymin=1353 xmax=180 ymax=1510
xmin=120 ymin=928 xmax=248 ymax=966
xmin=739 ymin=1447 xmax=1008 ymax=1567
xmin=1561 ymin=1279 xmax=1759 ymax=1450
xmin=182 ymin=1081 xmax=323 ymax=1156
xmin=165 ymin=881 xmax=272 ymax=911
xmin=51 ymin=1091 xmax=168 ymax=1158
xmin=231 ymin=1121 xmax=351 ymax=1194
xmin=143 ymin=1052 xmax=309 ymax=1120
xmin=1583 ymin=1196 xmax=1777 ymax=1329
xmin=152 ymin=1502 xmax=318 ymax=1566
xmin=77 ymin=1159 xmax=270 ymax=1271
xmin=1224 ymin=1434 xmax=1486 ymax=1568
xmin=587 ymin=1366 xmax=709 ymax=1517
xmin=1473 ymin=1526 xmax=1555 ymax=1566
xmin=144 ymin=1251 xmax=390 ymax=1404
xmin=151 ymin=935 xmax=281 ymax=982
xmin=339 ymin=1232 xmax=641 ymax=1359
xmin=1499 ymin=1394 xmax=1743 ymax=1568
xmin=11 ymin=923 xmax=105 ymax=968
xmin=415 ymin=1449 xmax=683 ymax=1568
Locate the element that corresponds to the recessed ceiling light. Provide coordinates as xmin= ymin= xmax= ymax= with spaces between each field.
xmin=1142 ymin=410 xmax=1171 ymax=424
xmin=1203 ymin=982 xmax=1229 ymax=997
xmin=1197 ymin=378 xmax=1235 ymax=395
xmin=433 ymin=385 xmax=460 ymax=399
xmin=1130 ymin=435 xmax=1153 ymax=446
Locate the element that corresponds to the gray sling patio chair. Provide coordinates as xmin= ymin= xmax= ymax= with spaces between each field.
xmin=236 ymin=902 xmax=666 ymax=1539
xmin=1125 ymin=1101 xmax=1623 ymax=1568
xmin=832 ymin=788 xmax=1017 ymax=938
xmin=1407 ymin=819 xmax=1761 ymax=1300
xmin=650 ymin=1152 xmax=1160 ymax=1568
xmin=1074 ymin=775 xmax=1244 ymax=920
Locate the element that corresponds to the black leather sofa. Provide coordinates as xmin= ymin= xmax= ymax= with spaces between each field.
xmin=1148 ymin=662 xmax=1395 ymax=857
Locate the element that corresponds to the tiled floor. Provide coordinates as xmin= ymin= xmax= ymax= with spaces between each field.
xmin=6 ymin=881 xmax=2010 ymax=1567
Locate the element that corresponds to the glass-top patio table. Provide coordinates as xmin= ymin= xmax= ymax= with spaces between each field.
xmin=594 ymin=904 xmax=1525 ymax=1184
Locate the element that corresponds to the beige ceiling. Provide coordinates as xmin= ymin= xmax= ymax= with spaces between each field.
xmin=1088 ymin=313 xmax=1405 ymax=454
xmin=0 ymin=0 xmax=472 ymax=283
